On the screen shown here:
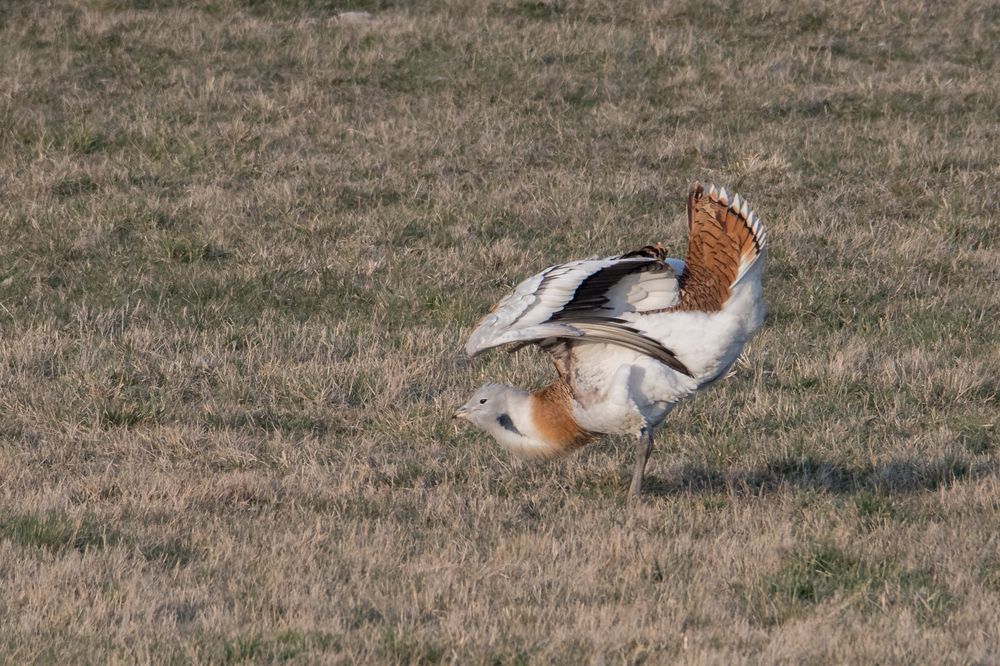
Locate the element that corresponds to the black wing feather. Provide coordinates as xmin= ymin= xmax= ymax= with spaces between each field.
xmin=550 ymin=257 xmax=669 ymax=320
xmin=518 ymin=253 xmax=690 ymax=376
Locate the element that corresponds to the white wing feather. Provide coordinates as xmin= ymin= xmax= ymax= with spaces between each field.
xmin=465 ymin=256 xmax=681 ymax=358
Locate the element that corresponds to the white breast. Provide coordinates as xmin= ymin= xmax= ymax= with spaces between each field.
xmin=566 ymin=344 xmax=697 ymax=435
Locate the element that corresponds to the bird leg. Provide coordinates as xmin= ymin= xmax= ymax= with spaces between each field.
xmin=628 ymin=427 xmax=654 ymax=498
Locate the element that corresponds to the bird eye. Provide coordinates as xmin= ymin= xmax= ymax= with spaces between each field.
xmin=479 ymin=398 xmax=488 ymax=404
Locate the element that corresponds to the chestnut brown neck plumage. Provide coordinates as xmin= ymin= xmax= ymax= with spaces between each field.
xmin=529 ymin=379 xmax=593 ymax=454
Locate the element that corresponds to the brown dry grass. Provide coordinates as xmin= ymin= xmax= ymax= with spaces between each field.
xmin=1 ymin=0 xmax=999 ymax=663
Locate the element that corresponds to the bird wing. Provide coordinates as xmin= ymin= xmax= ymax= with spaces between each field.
xmin=463 ymin=183 xmax=767 ymax=381
xmin=678 ymin=183 xmax=767 ymax=310
xmin=609 ymin=183 xmax=767 ymax=382
xmin=464 ymin=253 xmax=690 ymax=375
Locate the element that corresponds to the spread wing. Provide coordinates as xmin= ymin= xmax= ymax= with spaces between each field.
xmin=678 ymin=183 xmax=767 ymax=311
xmin=464 ymin=250 xmax=691 ymax=376
xmin=462 ymin=183 xmax=767 ymax=381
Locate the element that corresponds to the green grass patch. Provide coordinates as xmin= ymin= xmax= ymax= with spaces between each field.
xmin=51 ymin=175 xmax=98 ymax=198
xmin=854 ymin=492 xmax=907 ymax=531
xmin=0 ymin=512 xmax=111 ymax=554
xmin=959 ymin=422 xmax=997 ymax=455
xmin=214 ymin=630 xmax=340 ymax=663
xmin=378 ymin=626 xmax=444 ymax=665
xmin=65 ymin=124 xmax=108 ymax=155
xmin=491 ymin=1 xmax=565 ymax=21
xmin=742 ymin=542 xmax=953 ymax=626
xmin=0 ymin=511 xmax=195 ymax=568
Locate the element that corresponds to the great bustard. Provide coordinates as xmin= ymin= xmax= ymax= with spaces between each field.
xmin=455 ymin=183 xmax=766 ymax=497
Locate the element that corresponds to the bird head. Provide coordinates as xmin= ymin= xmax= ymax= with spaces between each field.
xmin=453 ymin=383 xmax=512 ymax=429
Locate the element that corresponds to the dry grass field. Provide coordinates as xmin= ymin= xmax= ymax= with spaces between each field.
xmin=1 ymin=0 xmax=999 ymax=662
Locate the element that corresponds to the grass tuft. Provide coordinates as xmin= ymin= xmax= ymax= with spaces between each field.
xmin=218 ymin=630 xmax=340 ymax=663
xmin=0 ymin=513 xmax=108 ymax=553
xmin=52 ymin=175 xmax=98 ymax=198
xmin=744 ymin=542 xmax=954 ymax=626
xmin=0 ymin=512 xmax=195 ymax=568
xmin=379 ymin=626 xmax=444 ymax=665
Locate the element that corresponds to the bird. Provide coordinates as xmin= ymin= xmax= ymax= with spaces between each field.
xmin=454 ymin=183 xmax=766 ymax=497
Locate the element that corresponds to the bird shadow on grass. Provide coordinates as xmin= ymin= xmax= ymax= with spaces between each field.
xmin=641 ymin=455 xmax=998 ymax=497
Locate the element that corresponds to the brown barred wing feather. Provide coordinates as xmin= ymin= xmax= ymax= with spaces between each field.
xmin=679 ymin=183 xmax=766 ymax=311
